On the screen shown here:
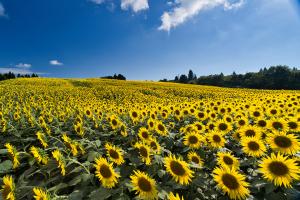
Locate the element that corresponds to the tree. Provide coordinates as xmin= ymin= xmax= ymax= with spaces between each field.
xmin=117 ymin=74 xmax=126 ymax=80
xmin=188 ymin=70 xmax=194 ymax=81
xmin=179 ymin=74 xmax=188 ymax=83
xmin=174 ymin=76 xmax=179 ymax=82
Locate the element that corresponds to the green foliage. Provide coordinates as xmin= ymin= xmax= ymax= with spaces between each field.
xmin=168 ymin=66 xmax=300 ymax=89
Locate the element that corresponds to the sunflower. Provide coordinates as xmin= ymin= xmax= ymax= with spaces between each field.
xmin=155 ymin=121 xmax=168 ymax=136
xmin=134 ymin=142 xmax=152 ymax=165
xmin=147 ymin=119 xmax=155 ymax=130
xmin=187 ymin=151 xmax=203 ymax=167
xmin=138 ymin=127 xmax=152 ymax=141
xmin=286 ymin=117 xmax=299 ymax=131
xmin=52 ymin=149 xmax=66 ymax=176
xmin=30 ymin=146 xmax=49 ymax=165
xmin=120 ymin=123 xmax=128 ymax=137
xmin=183 ymin=132 xmax=203 ymax=149
xmin=164 ymin=155 xmax=194 ymax=185
xmin=223 ymin=115 xmax=233 ymax=123
xmin=84 ymin=107 xmax=92 ymax=118
xmin=147 ymin=138 xmax=161 ymax=154
xmin=74 ymin=123 xmax=84 ymax=137
xmin=1 ymin=175 xmax=15 ymax=200
xmin=259 ymin=153 xmax=300 ymax=187
xmin=5 ymin=143 xmax=20 ymax=169
xmin=255 ymin=117 xmax=268 ymax=129
xmin=250 ymin=109 xmax=262 ymax=119
xmin=267 ymin=108 xmax=280 ymax=117
xmin=213 ymin=166 xmax=250 ymax=200
xmin=206 ymin=121 xmax=216 ymax=131
xmin=105 ymin=143 xmax=125 ymax=165
xmin=130 ymin=170 xmax=158 ymax=200
xmin=0 ymin=119 xmax=6 ymax=133
xmin=238 ymin=126 xmax=262 ymax=138
xmin=235 ymin=117 xmax=248 ymax=128
xmin=130 ymin=110 xmax=140 ymax=123
xmin=33 ymin=188 xmax=50 ymax=200
xmin=109 ymin=115 xmax=121 ymax=130
xmin=169 ymin=192 xmax=184 ymax=200
xmin=215 ymin=120 xmax=232 ymax=133
xmin=267 ymin=118 xmax=288 ymax=132
xmin=240 ymin=137 xmax=266 ymax=157
xmin=61 ymin=133 xmax=79 ymax=156
xmin=36 ymin=131 xmax=48 ymax=148
xmin=193 ymin=122 xmax=205 ymax=132
xmin=94 ymin=157 xmax=120 ymax=188
xmin=217 ymin=152 xmax=240 ymax=169
xmin=266 ymin=131 xmax=300 ymax=155
xmin=207 ymin=131 xmax=226 ymax=149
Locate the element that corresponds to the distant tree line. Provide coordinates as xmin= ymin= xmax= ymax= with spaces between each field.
xmin=0 ymin=72 xmax=39 ymax=81
xmin=160 ymin=66 xmax=300 ymax=90
xmin=101 ymin=74 xmax=126 ymax=80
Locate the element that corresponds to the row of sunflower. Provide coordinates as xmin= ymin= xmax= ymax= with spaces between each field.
xmin=0 ymin=78 xmax=299 ymax=200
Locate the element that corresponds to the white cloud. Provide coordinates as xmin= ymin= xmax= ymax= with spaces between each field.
xmin=121 ymin=0 xmax=149 ymax=12
xmin=0 ymin=67 xmax=34 ymax=74
xmin=159 ymin=0 xmax=245 ymax=32
xmin=0 ymin=2 xmax=6 ymax=17
xmin=49 ymin=60 xmax=63 ymax=66
xmin=16 ymin=63 xmax=32 ymax=68
xmin=89 ymin=0 xmax=106 ymax=5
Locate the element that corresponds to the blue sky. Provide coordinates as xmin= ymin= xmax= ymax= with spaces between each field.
xmin=0 ymin=0 xmax=300 ymax=80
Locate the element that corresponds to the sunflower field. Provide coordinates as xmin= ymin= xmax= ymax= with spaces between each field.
xmin=0 ymin=78 xmax=300 ymax=200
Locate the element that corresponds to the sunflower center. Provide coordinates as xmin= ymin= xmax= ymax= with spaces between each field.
xmin=132 ymin=112 xmax=138 ymax=118
xmin=223 ymin=156 xmax=233 ymax=165
xmin=222 ymin=174 xmax=240 ymax=190
xmin=188 ymin=135 xmax=198 ymax=144
xmin=258 ymin=120 xmax=267 ymax=127
xmin=170 ymin=161 xmax=186 ymax=176
xmin=270 ymin=110 xmax=277 ymax=115
xmin=158 ymin=124 xmax=165 ymax=132
xmin=76 ymin=127 xmax=81 ymax=133
xmin=288 ymin=122 xmax=297 ymax=129
xmin=137 ymin=177 xmax=152 ymax=192
xmin=245 ymin=130 xmax=255 ymax=137
xmin=141 ymin=131 xmax=149 ymax=139
xmin=150 ymin=142 xmax=157 ymax=150
xmin=196 ymin=124 xmax=202 ymax=130
xmin=253 ymin=111 xmax=260 ymax=117
xmin=109 ymin=149 xmax=119 ymax=159
xmin=219 ymin=123 xmax=228 ymax=131
xmin=198 ymin=113 xmax=205 ymax=118
xmin=238 ymin=120 xmax=245 ymax=126
xmin=209 ymin=124 xmax=215 ymax=130
xmin=213 ymin=135 xmax=221 ymax=143
xmin=247 ymin=141 xmax=260 ymax=151
xmin=268 ymin=161 xmax=289 ymax=176
xmin=112 ymin=119 xmax=118 ymax=126
xmin=100 ymin=165 xmax=112 ymax=178
xmin=272 ymin=122 xmax=283 ymax=130
xmin=86 ymin=110 xmax=91 ymax=115
xmin=191 ymin=156 xmax=200 ymax=164
xmin=274 ymin=136 xmax=292 ymax=148
xmin=139 ymin=147 xmax=148 ymax=157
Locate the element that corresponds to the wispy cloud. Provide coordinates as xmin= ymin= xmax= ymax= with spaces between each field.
xmin=88 ymin=0 xmax=106 ymax=5
xmin=16 ymin=63 xmax=32 ymax=68
xmin=0 ymin=67 xmax=33 ymax=74
xmin=159 ymin=0 xmax=245 ymax=32
xmin=49 ymin=60 xmax=63 ymax=66
xmin=0 ymin=2 xmax=6 ymax=17
xmin=121 ymin=0 xmax=149 ymax=12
